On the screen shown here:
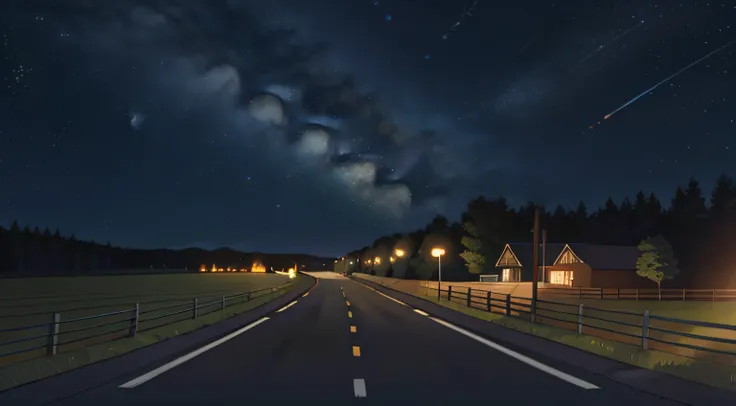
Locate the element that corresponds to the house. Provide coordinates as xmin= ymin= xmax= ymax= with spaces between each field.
xmin=495 ymin=242 xmax=566 ymax=282
xmin=495 ymin=242 xmax=649 ymax=288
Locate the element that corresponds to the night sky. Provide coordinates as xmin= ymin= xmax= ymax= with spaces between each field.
xmin=1 ymin=1 xmax=735 ymax=256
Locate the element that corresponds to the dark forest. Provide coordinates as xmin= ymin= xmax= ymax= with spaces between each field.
xmin=338 ymin=174 xmax=736 ymax=289
xmin=0 ymin=222 xmax=331 ymax=277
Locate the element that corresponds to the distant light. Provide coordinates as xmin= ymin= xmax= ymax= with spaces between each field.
xmin=431 ymin=247 xmax=446 ymax=258
xmin=385 ymin=14 xmax=392 ymax=22
xmin=395 ymin=249 xmax=405 ymax=258
xmin=374 ymin=256 xmax=381 ymax=265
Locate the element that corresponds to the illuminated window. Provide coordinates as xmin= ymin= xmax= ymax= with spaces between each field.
xmin=549 ymin=270 xmax=573 ymax=286
xmin=502 ymin=268 xmax=512 ymax=282
xmin=559 ymin=249 xmax=580 ymax=264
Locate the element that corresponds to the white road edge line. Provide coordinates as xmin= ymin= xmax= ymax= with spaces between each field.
xmin=414 ymin=309 xmax=430 ymax=316
xmin=276 ymin=301 xmax=298 ymax=312
xmin=367 ymin=286 xmax=407 ymax=306
xmin=429 ymin=317 xmax=600 ymax=390
xmin=119 ymin=317 xmax=270 ymax=389
xmin=353 ymin=378 xmax=367 ymax=397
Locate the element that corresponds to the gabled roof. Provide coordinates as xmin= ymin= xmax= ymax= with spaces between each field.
xmin=554 ymin=243 xmax=639 ymax=271
xmin=495 ymin=242 xmax=567 ymax=268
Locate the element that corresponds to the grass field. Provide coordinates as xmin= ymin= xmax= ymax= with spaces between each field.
xmin=0 ymin=273 xmax=290 ymax=367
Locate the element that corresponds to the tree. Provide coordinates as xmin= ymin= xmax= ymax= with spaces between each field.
xmin=459 ymin=221 xmax=485 ymax=274
xmin=636 ymin=235 xmax=679 ymax=299
xmin=710 ymin=173 xmax=736 ymax=215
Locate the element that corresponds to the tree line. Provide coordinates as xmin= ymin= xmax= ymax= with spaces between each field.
xmin=0 ymin=222 xmax=330 ymax=277
xmin=336 ymin=174 xmax=736 ymax=288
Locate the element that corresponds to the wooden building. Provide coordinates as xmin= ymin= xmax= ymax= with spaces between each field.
xmin=495 ymin=243 xmax=649 ymax=288
xmin=494 ymin=242 xmax=566 ymax=282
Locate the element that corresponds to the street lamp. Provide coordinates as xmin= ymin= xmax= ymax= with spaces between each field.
xmin=395 ymin=249 xmax=405 ymax=258
xmin=431 ymin=247 xmax=446 ymax=301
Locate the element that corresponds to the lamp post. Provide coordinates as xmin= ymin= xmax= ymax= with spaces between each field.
xmin=431 ymin=247 xmax=446 ymax=301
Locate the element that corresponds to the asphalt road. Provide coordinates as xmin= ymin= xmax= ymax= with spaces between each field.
xmin=38 ymin=272 xmax=683 ymax=405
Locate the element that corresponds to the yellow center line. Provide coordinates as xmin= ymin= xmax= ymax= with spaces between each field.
xmin=350 ymin=325 xmax=357 ymax=333
xmin=352 ymin=346 xmax=361 ymax=357
xmin=348 ymin=311 xmax=353 ymax=318
xmin=346 ymin=300 xmax=351 ymax=307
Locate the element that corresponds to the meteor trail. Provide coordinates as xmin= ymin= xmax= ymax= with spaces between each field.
xmin=580 ymin=20 xmax=645 ymax=64
xmin=602 ymin=40 xmax=735 ymax=121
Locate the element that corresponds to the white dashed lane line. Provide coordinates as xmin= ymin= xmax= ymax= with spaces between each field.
xmin=353 ymin=378 xmax=367 ymax=397
xmin=276 ymin=301 xmax=298 ymax=312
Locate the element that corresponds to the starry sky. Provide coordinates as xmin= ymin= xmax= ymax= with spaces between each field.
xmin=1 ymin=1 xmax=735 ymax=256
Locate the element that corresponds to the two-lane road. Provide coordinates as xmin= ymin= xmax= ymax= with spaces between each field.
xmin=39 ymin=272 xmax=680 ymax=405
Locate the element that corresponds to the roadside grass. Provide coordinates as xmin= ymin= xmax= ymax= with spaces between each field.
xmin=0 ymin=276 xmax=299 ymax=392
xmin=353 ymin=274 xmax=736 ymax=392
xmin=0 ymin=273 xmax=289 ymax=367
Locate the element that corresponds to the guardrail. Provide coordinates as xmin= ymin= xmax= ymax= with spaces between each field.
xmin=0 ymin=282 xmax=292 ymax=364
xmin=538 ymin=287 xmax=736 ymax=301
xmin=427 ymin=285 xmax=736 ymax=361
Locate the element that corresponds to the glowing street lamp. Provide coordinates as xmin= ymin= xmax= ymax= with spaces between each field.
xmin=431 ymin=247 xmax=446 ymax=301
xmin=374 ymin=257 xmax=381 ymax=265
xmin=394 ymin=249 xmax=405 ymax=258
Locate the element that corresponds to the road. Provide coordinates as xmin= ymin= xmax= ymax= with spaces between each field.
xmin=39 ymin=272 xmax=682 ymax=405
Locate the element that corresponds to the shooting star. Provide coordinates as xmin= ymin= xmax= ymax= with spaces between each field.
xmin=580 ymin=20 xmax=645 ymax=64
xmin=594 ymin=40 xmax=735 ymax=126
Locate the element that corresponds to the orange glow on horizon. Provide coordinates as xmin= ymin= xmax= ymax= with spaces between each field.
xmin=251 ymin=261 xmax=267 ymax=273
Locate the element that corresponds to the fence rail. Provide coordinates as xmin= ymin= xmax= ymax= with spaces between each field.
xmin=538 ymin=287 xmax=736 ymax=301
xmin=426 ymin=284 xmax=736 ymax=362
xmin=0 ymin=282 xmax=292 ymax=363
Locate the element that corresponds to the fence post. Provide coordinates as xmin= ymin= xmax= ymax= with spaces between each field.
xmin=682 ymin=289 xmax=685 ymax=301
xmin=505 ymin=294 xmax=511 ymax=316
xmin=636 ymin=288 xmax=639 ymax=301
xmin=600 ymin=288 xmax=604 ymax=299
xmin=486 ymin=291 xmax=492 ymax=312
xmin=221 ymin=296 xmax=226 ymax=310
xmin=713 ymin=289 xmax=716 ymax=302
xmin=467 ymin=288 xmax=472 ymax=307
xmin=617 ymin=288 xmax=620 ymax=299
xmin=129 ymin=303 xmax=140 ymax=337
xmin=193 ymin=298 xmax=198 ymax=319
xmin=447 ymin=285 xmax=452 ymax=301
xmin=641 ymin=309 xmax=650 ymax=350
xmin=47 ymin=312 xmax=60 ymax=356
xmin=579 ymin=287 xmax=582 ymax=299
xmin=246 ymin=291 xmax=251 ymax=301
xmin=577 ymin=304 xmax=584 ymax=335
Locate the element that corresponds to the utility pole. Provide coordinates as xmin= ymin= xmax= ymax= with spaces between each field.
xmin=531 ymin=206 xmax=540 ymax=324
xmin=542 ymin=229 xmax=547 ymax=283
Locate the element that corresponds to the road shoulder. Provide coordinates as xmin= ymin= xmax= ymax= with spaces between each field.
xmin=353 ymin=277 xmax=736 ymax=406
xmin=0 ymin=274 xmax=316 ymax=406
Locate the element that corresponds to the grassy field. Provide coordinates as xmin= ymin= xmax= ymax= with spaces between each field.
xmin=0 ymin=273 xmax=290 ymax=367
xmin=0 ymin=276 xmax=300 ymax=391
